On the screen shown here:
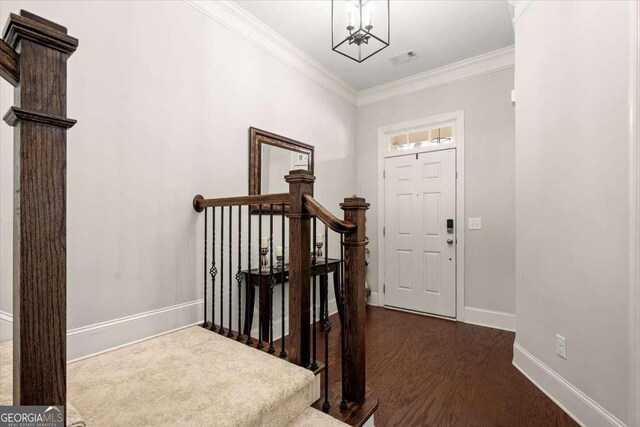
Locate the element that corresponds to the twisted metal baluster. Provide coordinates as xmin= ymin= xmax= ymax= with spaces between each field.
xmin=228 ymin=205 xmax=234 ymax=338
xmin=246 ymin=207 xmax=253 ymax=346
xmin=203 ymin=208 xmax=208 ymax=327
xmin=210 ymin=208 xmax=218 ymax=332
xmin=219 ymin=207 xmax=225 ymax=335
xmin=257 ymin=205 xmax=264 ymax=349
xmin=322 ymin=224 xmax=331 ymax=412
xmin=268 ymin=204 xmax=276 ymax=354
xmin=236 ymin=205 xmax=243 ymax=341
xmin=340 ymin=233 xmax=347 ymax=410
xmin=310 ymin=217 xmax=318 ymax=371
xmin=279 ymin=203 xmax=287 ymax=358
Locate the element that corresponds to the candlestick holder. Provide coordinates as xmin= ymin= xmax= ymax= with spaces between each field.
xmin=260 ymin=247 xmax=269 ymax=272
xmin=315 ymin=242 xmax=324 ymax=263
xmin=276 ymin=255 xmax=283 ymax=270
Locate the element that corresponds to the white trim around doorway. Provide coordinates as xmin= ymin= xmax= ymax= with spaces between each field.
xmin=376 ymin=110 xmax=465 ymax=320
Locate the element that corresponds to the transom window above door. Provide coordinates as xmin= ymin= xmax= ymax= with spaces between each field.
xmin=388 ymin=124 xmax=454 ymax=152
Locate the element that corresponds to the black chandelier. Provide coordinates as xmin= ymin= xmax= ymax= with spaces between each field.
xmin=331 ymin=0 xmax=390 ymax=63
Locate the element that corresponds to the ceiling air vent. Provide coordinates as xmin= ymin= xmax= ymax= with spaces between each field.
xmin=389 ymin=50 xmax=418 ymax=65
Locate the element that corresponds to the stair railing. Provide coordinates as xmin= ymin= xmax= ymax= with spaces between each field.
xmin=194 ymin=169 xmax=369 ymax=412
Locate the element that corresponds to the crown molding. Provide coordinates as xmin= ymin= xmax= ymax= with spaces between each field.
xmin=356 ymin=46 xmax=515 ymax=108
xmin=183 ymin=0 xmax=358 ymax=105
xmin=185 ymin=1 xmax=514 ymax=109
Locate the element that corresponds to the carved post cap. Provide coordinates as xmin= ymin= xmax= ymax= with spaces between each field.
xmin=3 ymin=10 xmax=78 ymax=54
xmin=340 ymin=197 xmax=370 ymax=210
xmin=285 ymin=169 xmax=315 ymax=184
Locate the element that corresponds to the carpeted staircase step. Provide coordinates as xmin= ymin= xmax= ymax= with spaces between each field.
xmin=66 ymin=326 xmax=317 ymax=426
xmin=203 ymin=323 xmax=326 ymax=376
xmin=0 ymin=341 xmax=86 ymax=426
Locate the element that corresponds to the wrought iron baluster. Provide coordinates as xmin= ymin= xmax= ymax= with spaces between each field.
xmin=322 ymin=224 xmax=331 ymax=412
xmin=340 ymin=233 xmax=346 ymax=410
xmin=257 ymin=205 xmax=264 ymax=349
xmin=219 ymin=206 xmax=225 ymax=335
xmin=279 ymin=203 xmax=287 ymax=358
xmin=268 ymin=204 xmax=275 ymax=354
xmin=203 ymin=208 xmax=208 ymax=327
xmin=228 ymin=205 xmax=233 ymax=338
xmin=210 ymin=207 xmax=218 ymax=332
xmin=310 ymin=217 xmax=318 ymax=371
xmin=246 ymin=205 xmax=253 ymax=346
xmin=236 ymin=205 xmax=243 ymax=341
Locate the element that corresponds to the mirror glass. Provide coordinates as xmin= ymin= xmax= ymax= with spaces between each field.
xmin=261 ymin=144 xmax=310 ymax=194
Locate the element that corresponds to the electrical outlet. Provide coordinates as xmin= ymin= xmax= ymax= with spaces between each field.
xmin=556 ymin=334 xmax=567 ymax=359
xmin=468 ymin=218 xmax=482 ymax=230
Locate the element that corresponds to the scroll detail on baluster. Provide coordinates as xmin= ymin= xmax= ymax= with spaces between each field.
xmin=236 ymin=205 xmax=244 ymax=341
xmin=210 ymin=207 xmax=218 ymax=332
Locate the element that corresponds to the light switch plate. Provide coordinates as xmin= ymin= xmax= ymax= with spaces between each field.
xmin=468 ymin=218 xmax=482 ymax=230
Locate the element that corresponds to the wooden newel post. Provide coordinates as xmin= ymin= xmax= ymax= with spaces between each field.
xmin=285 ymin=169 xmax=315 ymax=367
xmin=341 ymin=196 xmax=369 ymax=403
xmin=1 ymin=11 xmax=78 ymax=407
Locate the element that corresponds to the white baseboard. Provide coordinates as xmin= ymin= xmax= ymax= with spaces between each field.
xmin=464 ymin=306 xmax=516 ymax=332
xmin=2 ymin=298 xmax=338 ymax=362
xmin=68 ymin=299 xmax=203 ymax=362
xmin=0 ymin=310 xmax=12 ymax=342
xmin=513 ymin=342 xmax=627 ymax=427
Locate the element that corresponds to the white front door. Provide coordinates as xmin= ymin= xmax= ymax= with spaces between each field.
xmin=384 ymin=149 xmax=457 ymax=317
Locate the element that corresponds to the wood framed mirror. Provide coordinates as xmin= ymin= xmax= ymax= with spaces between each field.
xmin=249 ymin=127 xmax=314 ymax=213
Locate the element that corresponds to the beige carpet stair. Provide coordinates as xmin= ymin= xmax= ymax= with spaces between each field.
xmin=67 ymin=326 xmax=318 ymax=426
xmin=1 ymin=326 xmax=344 ymax=426
xmin=0 ymin=342 xmax=86 ymax=426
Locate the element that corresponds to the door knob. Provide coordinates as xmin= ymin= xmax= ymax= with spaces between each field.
xmin=447 ymin=239 xmax=454 ymax=245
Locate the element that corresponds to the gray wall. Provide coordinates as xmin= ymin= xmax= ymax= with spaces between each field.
xmin=356 ymin=68 xmax=516 ymax=314
xmin=0 ymin=1 xmax=356 ymax=338
xmin=514 ymin=1 xmax=632 ymax=424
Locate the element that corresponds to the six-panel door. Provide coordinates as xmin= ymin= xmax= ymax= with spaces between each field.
xmin=384 ymin=149 xmax=456 ymax=317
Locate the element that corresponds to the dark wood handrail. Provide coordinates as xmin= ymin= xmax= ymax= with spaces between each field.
xmin=193 ymin=192 xmax=290 ymax=211
xmin=303 ymin=194 xmax=356 ymax=234
xmin=0 ymin=38 xmax=19 ymax=86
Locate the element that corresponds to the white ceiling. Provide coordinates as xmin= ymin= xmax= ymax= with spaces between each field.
xmin=233 ymin=0 xmax=514 ymax=90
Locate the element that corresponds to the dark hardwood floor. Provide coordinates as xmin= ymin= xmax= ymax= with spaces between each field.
xmin=319 ymin=306 xmax=578 ymax=427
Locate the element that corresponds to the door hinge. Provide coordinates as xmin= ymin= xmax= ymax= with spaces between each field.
xmin=383 ymin=226 xmax=386 ymax=236
xmin=383 ymin=284 xmax=386 ymax=294
xmin=383 ymin=169 xmax=386 ymax=179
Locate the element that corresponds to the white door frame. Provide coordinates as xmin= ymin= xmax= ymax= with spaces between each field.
xmin=376 ymin=110 xmax=465 ymax=321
